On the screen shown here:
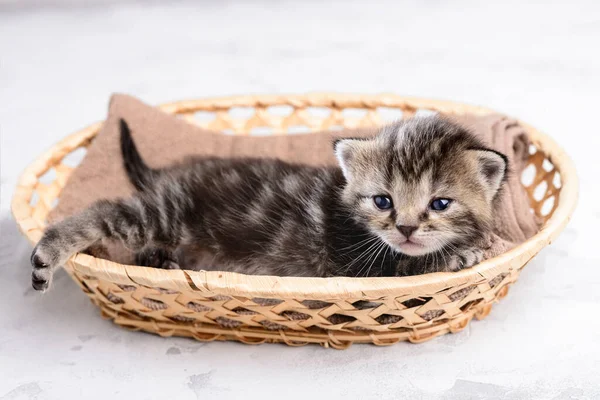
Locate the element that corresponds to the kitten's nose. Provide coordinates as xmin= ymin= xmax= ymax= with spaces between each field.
xmin=396 ymin=225 xmax=418 ymax=238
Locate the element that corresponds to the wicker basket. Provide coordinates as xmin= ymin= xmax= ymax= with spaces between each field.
xmin=11 ymin=94 xmax=578 ymax=349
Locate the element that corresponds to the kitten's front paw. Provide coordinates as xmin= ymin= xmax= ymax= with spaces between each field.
xmin=135 ymin=248 xmax=181 ymax=270
xmin=448 ymin=248 xmax=484 ymax=271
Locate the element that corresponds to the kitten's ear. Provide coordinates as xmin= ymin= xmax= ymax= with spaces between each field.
xmin=334 ymin=138 xmax=370 ymax=181
xmin=470 ymin=149 xmax=508 ymax=200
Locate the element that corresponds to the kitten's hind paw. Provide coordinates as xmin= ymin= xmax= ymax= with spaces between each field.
xmin=30 ymin=226 xmax=75 ymax=291
xmin=31 ymin=253 xmax=51 ymax=291
xmin=30 ymin=243 xmax=61 ymax=292
xmin=448 ymin=248 xmax=484 ymax=272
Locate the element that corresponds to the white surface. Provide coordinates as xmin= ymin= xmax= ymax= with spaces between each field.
xmin=0 ymin=1 xmax=598 ymax=399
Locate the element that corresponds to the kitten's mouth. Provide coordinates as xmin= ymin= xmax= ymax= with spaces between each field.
xmin=399 ymin=240 xmax=424 ymax=249
xmin=397 ymin=240 xmax=429 ymax=256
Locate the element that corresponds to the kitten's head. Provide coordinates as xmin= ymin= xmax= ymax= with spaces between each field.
xmin=334 ymin=116 xmax=507 ymax=257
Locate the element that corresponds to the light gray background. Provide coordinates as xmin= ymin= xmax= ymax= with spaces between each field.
xmin=1 ymin=1 xmax=598 ymax=399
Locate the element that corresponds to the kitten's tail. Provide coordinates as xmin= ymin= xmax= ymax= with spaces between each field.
xmin=119 ymin=119 xmax=156 ymax=191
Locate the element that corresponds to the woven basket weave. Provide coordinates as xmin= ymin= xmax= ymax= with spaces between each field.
xmin=11 ymin=93 xmax=578 ymax=349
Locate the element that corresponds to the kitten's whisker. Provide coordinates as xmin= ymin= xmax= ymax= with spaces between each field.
xmin=357 ymin=242 xmax=386 ymax=277
xmin=335 ymin=237 xmax=382 ymax=265
xmin=356 ymin=244 xmax=381 ymax=277
xmin=363 ymin=242 xmax=387 ymax=278
xmin=337 ymin=235 xmax=380 ymax=252
xmin=342 ymin=239 xmax=384 ymax=276
xmin=341 ymin=243 xmax=376 ymax=275
xmin=351 ymin=241 xmax=384 ymax=274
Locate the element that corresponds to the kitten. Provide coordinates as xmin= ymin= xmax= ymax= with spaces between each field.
xmin=30 ymin=116 xmax=507 ymax=291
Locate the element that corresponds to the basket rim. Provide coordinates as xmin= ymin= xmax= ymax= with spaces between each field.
xmin=11 ymin=93 xmax=579 ymax=299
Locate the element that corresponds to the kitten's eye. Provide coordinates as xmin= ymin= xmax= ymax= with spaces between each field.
xmin=430 ymin=198 xmax=452 ymax=211
xmin=373 ymin=195 xmax=393 ymax=210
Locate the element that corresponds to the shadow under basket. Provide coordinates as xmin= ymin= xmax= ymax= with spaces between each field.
xmin=11 ymin=94 xmax=578 ymax=349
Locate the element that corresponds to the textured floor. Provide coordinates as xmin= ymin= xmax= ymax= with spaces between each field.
xmin=1 ymin=1 xmax=599 ymax=399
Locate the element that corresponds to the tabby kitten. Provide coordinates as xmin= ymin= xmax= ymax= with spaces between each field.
xmin=30 ymin=116 xmax=507 ymax=291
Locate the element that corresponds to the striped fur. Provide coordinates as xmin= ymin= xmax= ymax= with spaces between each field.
xmin=30 ymin=116 xmax=507 ymax=291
